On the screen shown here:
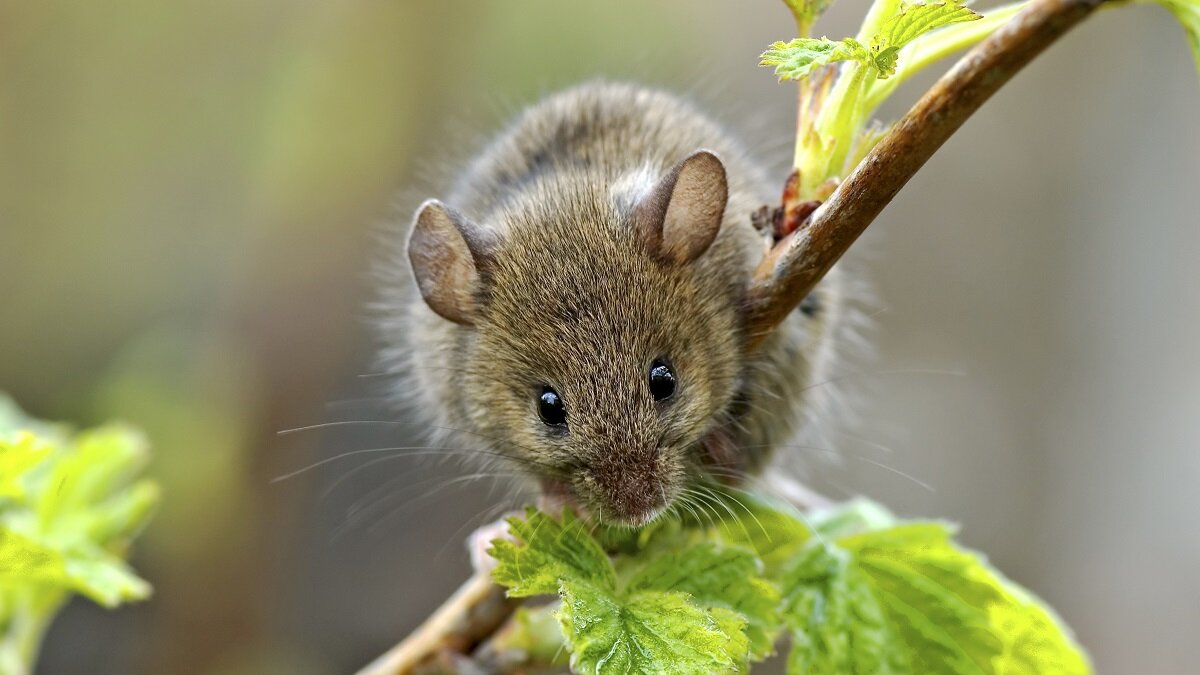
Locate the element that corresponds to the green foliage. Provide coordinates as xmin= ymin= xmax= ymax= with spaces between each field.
xmin=761 ymin=1 xmax=980 ymax=82
xmin=489 ymin=498 xmax=1090 ymax=675
xmin=491 ymin=508 xmax=758 ymax=673
xmin=760 ymin=0 xmax=994 ymax=197
xmin=0 ymin=395 xmax=157 ymax=674
xmin=761 ymin=38 xmax=872 ymax=81
xmin=763 ymin=0 xmax=1199 ymax=197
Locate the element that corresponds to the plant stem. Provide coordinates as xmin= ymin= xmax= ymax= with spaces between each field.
xmin=864 ymin=1 xmax=1030 ymax=113
xmin=0 ymin=594 xmax=61 ymax=675
xmin=744 ymin=0 xmax=1112 ymax=349
xmin=354 ymin=571 xmax=515 ymax=675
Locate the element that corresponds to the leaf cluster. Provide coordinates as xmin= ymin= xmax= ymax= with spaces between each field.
xmin=0 ymin=395 xmax=158 ymax=673
xmin=760 ymin=0 xmax=982 ymax=81
xmin=489 ymin=496 xmax=1091 ymax=674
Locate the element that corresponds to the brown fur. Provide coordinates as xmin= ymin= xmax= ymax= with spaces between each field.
xmin=388 ymin=82 xmax=844 ymax=525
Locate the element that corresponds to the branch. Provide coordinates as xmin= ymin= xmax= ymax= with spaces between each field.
xmin=354 ymin=571 xmax=516 ymax=675
xmin=743 ymin=0 xmax=1110 ymax=349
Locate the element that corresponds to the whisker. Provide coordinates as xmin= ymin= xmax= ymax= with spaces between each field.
xmin=741 ymin=442 xmax=935 ymax=493
xmin=277 ymin=420 xmax=404 ymax=435
xmin=851 ymin=456 xmax=935 ymax=493
xmin=838 ymin=431 xmax=897 ymax=454
xmin=708 ymin=485 xmax=770 ymax=542
xmin=272 ymin=445 xmax=462 ymax=483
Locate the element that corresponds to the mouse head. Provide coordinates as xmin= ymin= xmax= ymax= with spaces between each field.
xmin=407 ymin=150 xmax=741 ymax=526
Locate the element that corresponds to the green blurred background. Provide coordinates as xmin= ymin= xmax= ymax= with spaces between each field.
xmin=1 ymin=0 xmax=1197 ymax=673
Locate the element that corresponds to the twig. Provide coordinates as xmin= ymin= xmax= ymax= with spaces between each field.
xmin=355 ymin=571 xmax=516 ymax=675
xmin=742 ymin=0 xmax=1111 ymax=349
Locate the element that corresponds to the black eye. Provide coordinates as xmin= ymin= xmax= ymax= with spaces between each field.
xmin=538 ymin=387 xmax=567 ymax=426
xmin=648 ymin=360 xmax=676 ymax=401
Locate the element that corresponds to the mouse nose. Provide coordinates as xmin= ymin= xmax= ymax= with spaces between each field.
xmin=589 ymin=454 xmax=669 ymax=525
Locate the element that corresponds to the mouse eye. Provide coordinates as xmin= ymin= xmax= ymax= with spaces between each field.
xmin=648 ymin=360 xmax=676 ymax=401
xmin=537 ymin=387 xmax=567 ymax=426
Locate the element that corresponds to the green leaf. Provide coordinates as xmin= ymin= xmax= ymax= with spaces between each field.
xmin=781 ymin=521 xmax=1091 ymax=674
xmin=871 ymin=0 xmax=982 ymax=76
xmin=842 ymin=524 xmax=1007 ymax=672
xmin=760 ymin=38 xmax=871 ymax=81
xmin=0 ymin=532 xmax=149 ymax=608
xmin=488 ymin=498 xmax=1088 ymax=675
xmin=489 ymin=507 xmax=615 ymax=597
xmin=78 ymin=480 xmax=161 ymax=549
xmin=875 ymin=0 xmax=982 ymax=50
xmin=559 ymin=580 xmax=749 ymax=675
xmin=782 ymin=544 xmax=901 ymax=674
xmin=0 ymin=432 xmax=51 ymax=503
xmin=865 ymin=2 xmax=1029 ymax=112
xmin=762 ymin=1 xmax=981 ymax=81
xmin=491 ymin=509 xmax=763 ymax=672
xmin=989 ymin=586 xmax=1091 ymax=674
xmin=0 ymin=530 xmax=68 ymax=586
xmin=61 ymin=547 xmax=152 ymax=608
xmin=36 ymin=424 xmax=151 ymax=534
xmin=627 ymin=541 xmax=781 ymax=659
xmin=0 ymin=396 xmax=158 ymax=674
xmin=710 ymin=492 xmax=814 ymax=574
xmin=811 ymin=497 xmax=899 ymax=539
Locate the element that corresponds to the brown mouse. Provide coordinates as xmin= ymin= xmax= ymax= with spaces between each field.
xmin=382 ymin=81 xmax=844 ymax=526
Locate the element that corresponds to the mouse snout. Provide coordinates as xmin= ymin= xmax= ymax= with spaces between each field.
xmin=584 ymin=449 xmax=672 ymax=526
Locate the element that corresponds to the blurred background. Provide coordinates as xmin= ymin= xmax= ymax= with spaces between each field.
xmin=1 ymin=0 xmax=1196 ymax=673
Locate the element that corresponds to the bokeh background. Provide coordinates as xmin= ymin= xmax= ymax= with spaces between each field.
xmin=1 ymin=0 xmax=1197 ymax=673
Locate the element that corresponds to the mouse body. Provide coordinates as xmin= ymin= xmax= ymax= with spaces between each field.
xmin=386 ymin=82 xmax=844 ymax=526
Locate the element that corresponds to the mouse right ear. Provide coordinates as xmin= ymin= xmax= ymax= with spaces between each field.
xmin=407 ymin=199 xmax=495 ymax=326
xmin=633 ymin=150 xmax=728 ymax=266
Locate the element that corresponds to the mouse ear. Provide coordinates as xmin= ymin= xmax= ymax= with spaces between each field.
xmin=633 ymin=150 xmax=728 ymax=265
xmin=407 ymin=199 xmax=496 ymax=325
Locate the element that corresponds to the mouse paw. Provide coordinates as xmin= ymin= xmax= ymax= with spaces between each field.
xmin=467 ymin=517 xmax=514 ymax=575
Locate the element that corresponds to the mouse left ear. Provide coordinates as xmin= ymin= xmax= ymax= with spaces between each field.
xmin=633 ymin=149 xmax=728 ymax=265
xmin=407 ymin=199 xmax=497 ymax=326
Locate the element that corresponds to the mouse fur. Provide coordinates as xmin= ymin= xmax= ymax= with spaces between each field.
xmin=380 ymin=81 xmax=846 ymax=526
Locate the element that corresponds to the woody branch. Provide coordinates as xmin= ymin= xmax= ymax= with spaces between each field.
xmin=743 ymin=0 xmax=1111 ymax=349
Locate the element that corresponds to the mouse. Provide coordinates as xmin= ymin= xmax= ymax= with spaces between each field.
xmin=382 ymin=81 xmax=845 ymax=527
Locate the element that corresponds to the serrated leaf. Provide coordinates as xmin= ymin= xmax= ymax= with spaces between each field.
xmin=986 ymin=573 xmax=1091 ymax=674
xmin=61 ymin=547 xmax=152 ymax=608
xmin=489 ymin=508 xmax=615 ymax=597
xmin=762 ymin=2 xmax=981 ymax=82
xmin=627 ymin=541 xmax=781 ymax=659
xmin=843 ymin=524 xmax=1005 ymax=672
xmin=711 ymin=493 xmax=813 ymax=574
xmin=871 ymin=1 xmax=982 ymax=76
xmin=559 ymin=580 xmax=748 ymax=675
xmin=782 ymin=521 xmax=1091 ymax=674
xmin=875 ymin=0 xmax=982 ymax=51
xmin=782 ymin=543 xmax=903 ymax=674
xmin=760 ymin=38 xmax=871 ymax=81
